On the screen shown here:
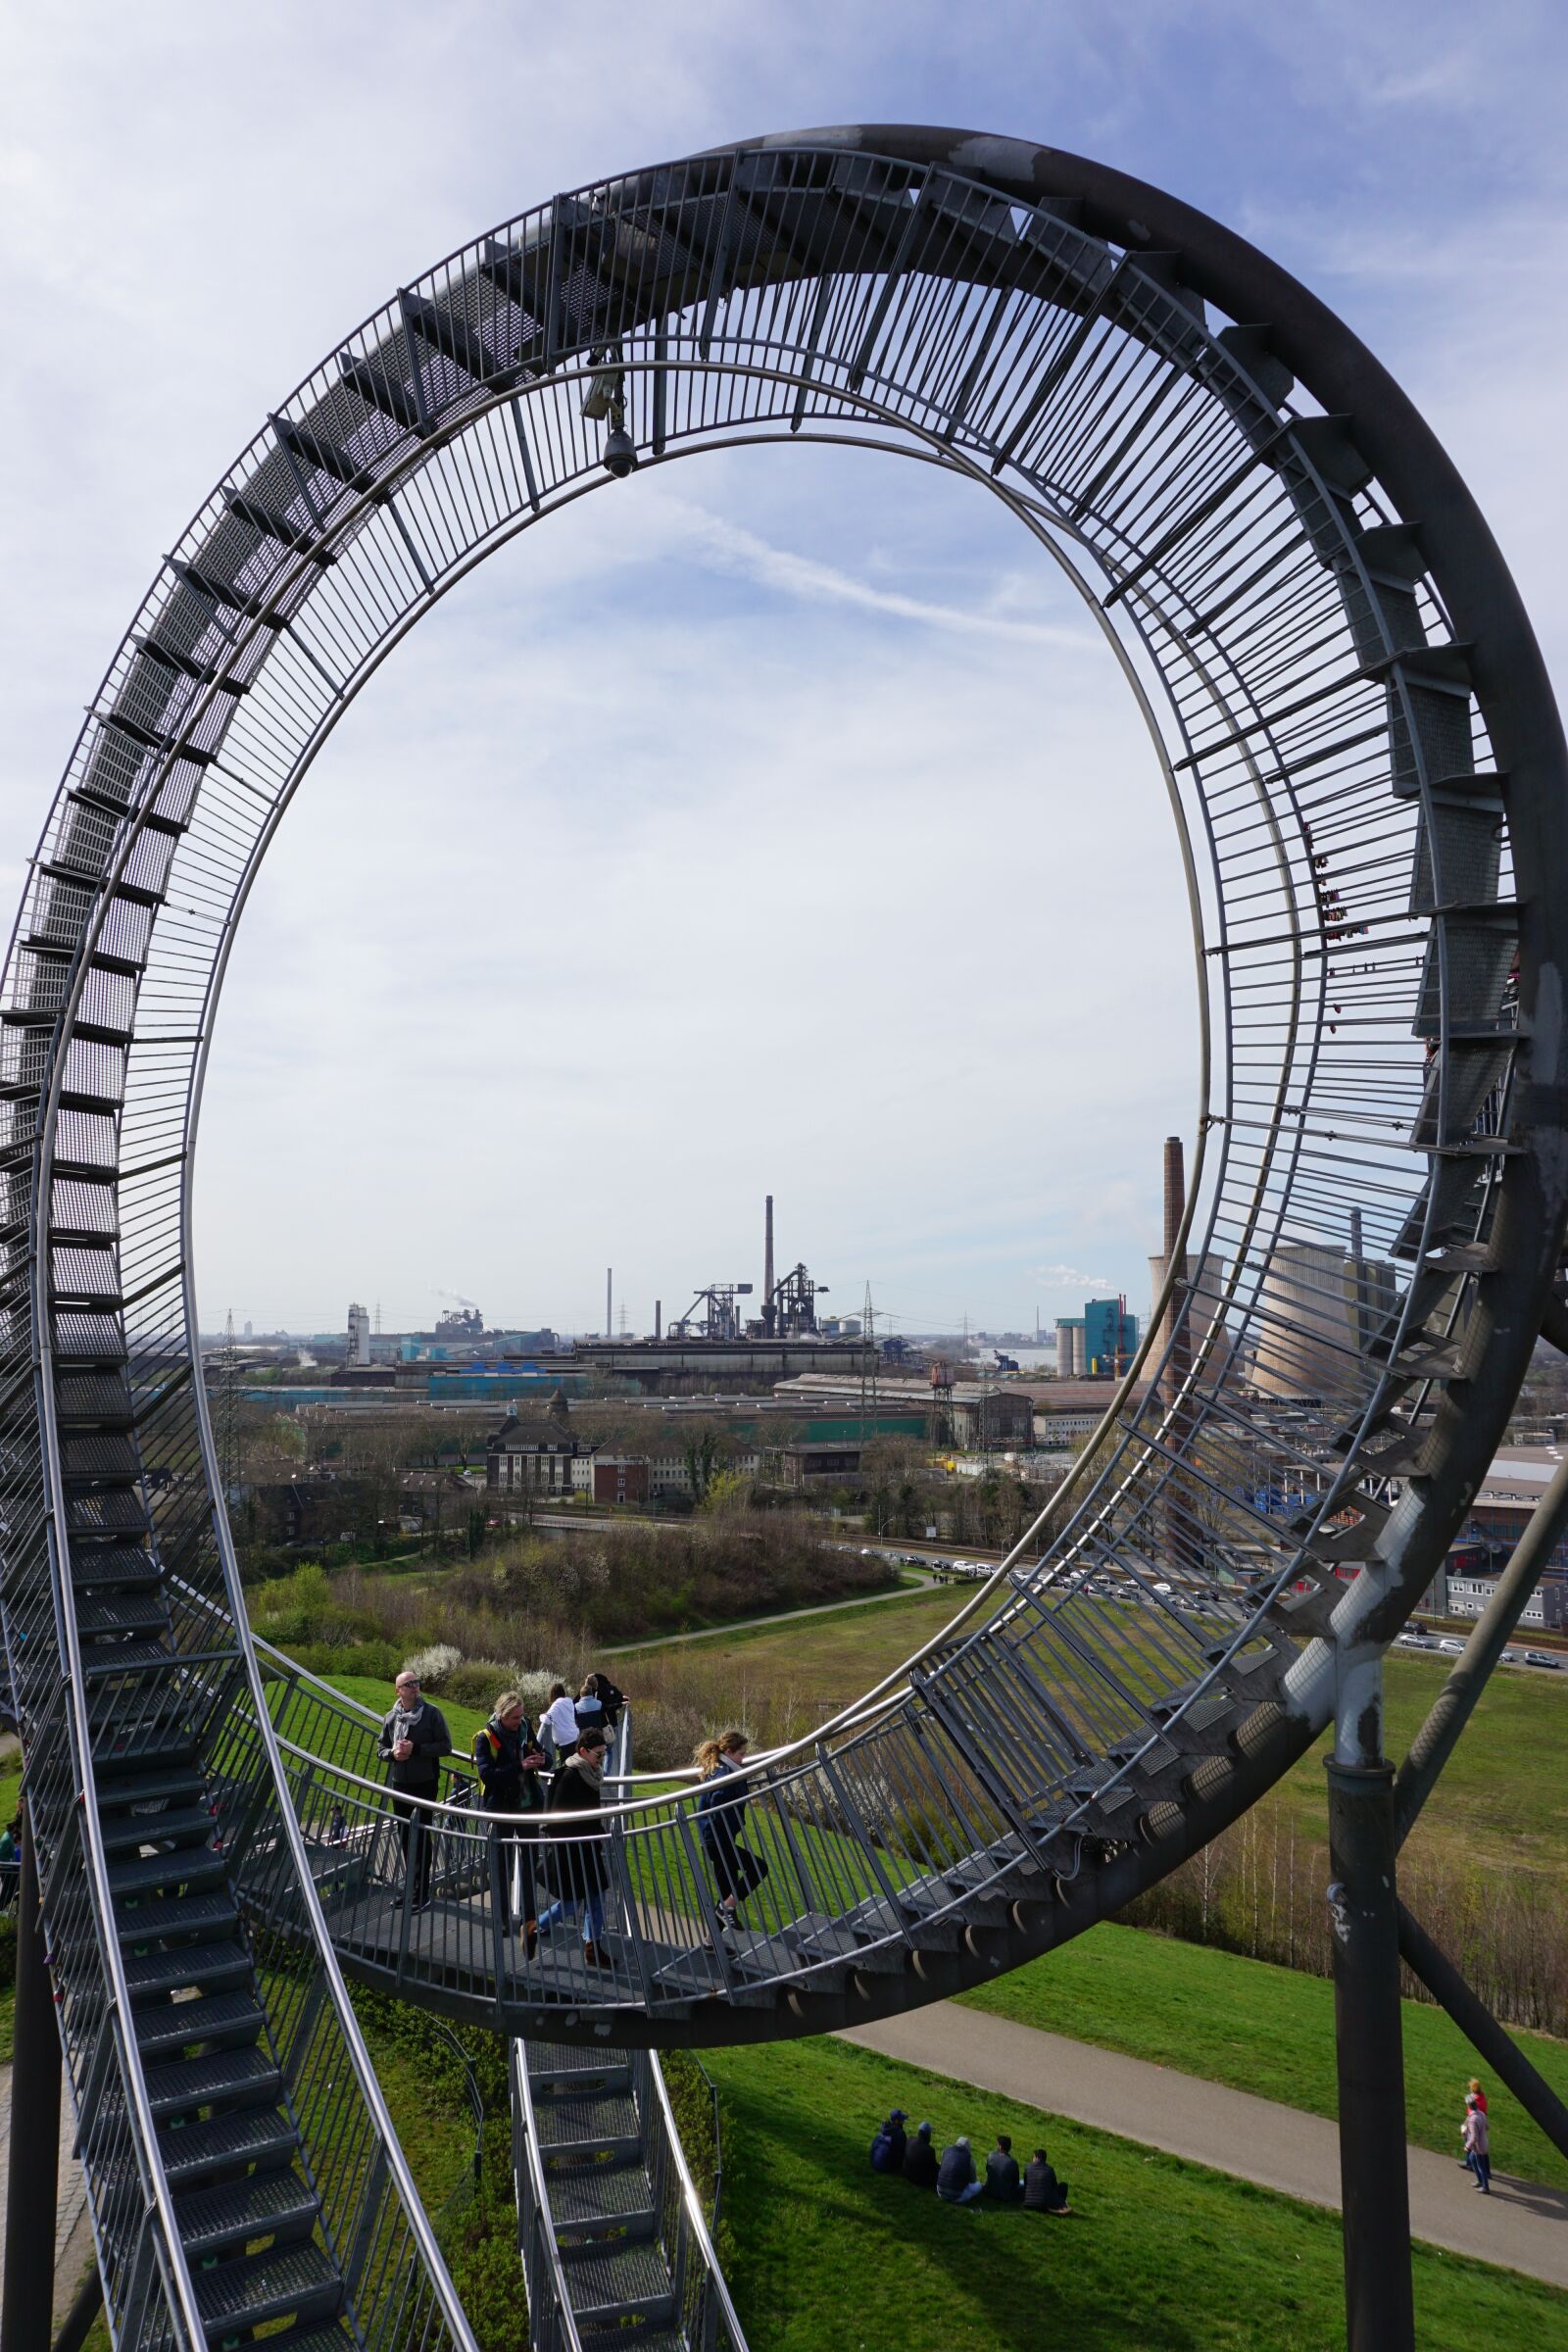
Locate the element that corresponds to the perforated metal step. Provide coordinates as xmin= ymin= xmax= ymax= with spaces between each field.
xmin=561 ymin=2236 xmax=674 ymax=2323
xmin=142 ymin=2042 xmax=279 ymax=2120
xmin=172 ymin=2167 xmax=319 ymax=2261
xmin=132 ymin=1988 xmax=265 ymax=2061
xmin=192 ymin=2240 xmax=342 ymax=2342
xmin=155 ymin=2103 xmax=298 ymax=2189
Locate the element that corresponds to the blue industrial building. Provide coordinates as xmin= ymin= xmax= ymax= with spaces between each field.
xmin=1082 ymin=1296 xmax=1139 ymax=1378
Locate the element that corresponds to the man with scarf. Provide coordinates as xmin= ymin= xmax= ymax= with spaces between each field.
xmin=377 ymin=1668 xmax=453 ymax=1909
xmin=472 ymin=1690 xmax=546 ymax=1959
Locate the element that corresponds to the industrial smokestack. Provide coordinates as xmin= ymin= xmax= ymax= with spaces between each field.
xmin=606 ymin=1267 xmax=612 ymax=1343
xmin=763 ymin=1195 xmax=775 ymax=1337
xmin=1161 ymin=1134 xmax=1192 ymax=1403
xmin=654 ymin=1298 xmax=662 ymax=1343
xmin=1349 ymin=1206 xmax=1364 ymax=1259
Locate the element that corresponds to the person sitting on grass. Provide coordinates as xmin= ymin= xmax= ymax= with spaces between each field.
xmin=984 ymin=2132 xmax=1022 ymax=2204
xmin=903 ymin=2121 xmax=939 ymax=2189
xmin=1022 ymin=2146 xmax=1072 ymax=2214
xmin=870 ymin=2108 xmax=908 ymax=2175
xmin=936 ymin=2134 xmax=983 ymax=2206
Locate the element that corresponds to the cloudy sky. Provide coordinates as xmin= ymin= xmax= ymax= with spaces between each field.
xmin=2 ymin=3 xmax=1564 ymax=1339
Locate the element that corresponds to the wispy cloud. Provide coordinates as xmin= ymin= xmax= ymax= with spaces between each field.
xmin=642 ymin=492 xmax=1094 ymax=647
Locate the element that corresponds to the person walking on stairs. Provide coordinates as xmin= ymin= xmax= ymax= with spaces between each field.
xmin=695 ymin=1729 xmax=767 ymax=1941
xmin=377 ymin=1669 xmax=452 ymax=1910
xmin=537 ymin=1727 xmax=612 ymax=1966
xmin=473 ymin=1690 xmax=545 ymax=1958
xmin=540 ymin=1681 xmax=578 ymax=1767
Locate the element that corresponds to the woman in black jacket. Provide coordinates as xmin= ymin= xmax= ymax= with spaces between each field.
xmin=536 ymin=1728 xmax=611 ymax=1966
xmin=472 ymin=1690 xmax=546 ymax=1956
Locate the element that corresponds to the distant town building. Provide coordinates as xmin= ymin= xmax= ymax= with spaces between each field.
xmin=485 ymin=1395 xmax=582 ymax=1496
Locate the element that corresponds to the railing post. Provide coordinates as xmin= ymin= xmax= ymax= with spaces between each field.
xmin=1 ymin=1806 xmax=61 ymax=2352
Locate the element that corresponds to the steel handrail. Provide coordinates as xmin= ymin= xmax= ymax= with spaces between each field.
xmin=647 ymin=2050 xmax=750 ymax=2349
xmin=509 ymin=2041 xmax=586 ymax=2352
xmin=179 ymin=1242 xmax=482 ymax=2349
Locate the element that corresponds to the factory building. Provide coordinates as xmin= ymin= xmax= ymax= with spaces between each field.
xmin=346 ymin=1301 xmax=371 ymax=1367
xmin=1250 ymin=1239 xmax=1398 ymax=1401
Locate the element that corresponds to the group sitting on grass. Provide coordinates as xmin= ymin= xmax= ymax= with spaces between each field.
xmin=871 ymin=2110 xmax=1072 ymax=2214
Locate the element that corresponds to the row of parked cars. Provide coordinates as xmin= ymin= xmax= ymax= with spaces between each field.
xmin=1396 ymin=1627 xmax=1562 ymax=1671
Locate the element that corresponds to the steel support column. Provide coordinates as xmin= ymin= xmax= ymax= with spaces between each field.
xmin=1326 ymin=1757 xmax=1414 ymax=2352
xmin=2 ymin=1811 xmax=62 ymax=2352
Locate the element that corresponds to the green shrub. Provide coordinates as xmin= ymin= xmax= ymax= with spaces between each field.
xmin=0 ymin=1912 xmax=17 ymax=1992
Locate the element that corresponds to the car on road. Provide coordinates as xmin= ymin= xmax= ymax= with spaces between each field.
xmin=1438 ymin=1638 xmax=1465 ymax=1654
xmin=1524 ymin=1649 xmax=1562 ymax=1670
xmin=1500 ymin=1648 xmax=1520 ymax=1664
xmin=1396 ymin=1630 xmax=1425 ymax=1646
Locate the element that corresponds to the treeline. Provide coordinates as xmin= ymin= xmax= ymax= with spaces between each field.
xmin=1125 ymin=1794 xmax=1568 ymax=2040
xmin=247 ymin=1516 xmax=896 ymax=1762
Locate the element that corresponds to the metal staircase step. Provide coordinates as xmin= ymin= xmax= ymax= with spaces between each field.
xmin=82 ymin=1637 xmax=176 ymax=1678
xmin=526 ymin=2043 xmax=632 ymax=2093
xmin=155 ymin=2103 xmax=298 ymax=2189
xmin=579 ymin=2329 xmax=685 ymax=2352
xmin=173 ymin=2166 xmax=320 ymax=2261
xmin=100 ymin=1802 xmax=217 ymax=1855
xmin=535 ymin=2090 xmax=642 ymax=2163
xmin=107 ymin=1840 xmax=224 ymax=1899
xmin=92 ymin=1720 xmax=197 ymax=1773
xmin=113 ymin=1888 xmax=240 ymax=1945
xmin=123 ymin=1938 xmax=253 ymax=1998
xmin=70 ymin=1543 xmax=163 ymax=1589
xmin=96 ymin=1761 xmax=207 ymax=1812
xmin=558 ymin=2237 xmax=674 ymax=2325
xmin=192 ymin=2240 xmax=342 ymax=2343
xmin=547 ymin=2160 xmax=657 ymax=2242
xmin=142 ymin=2043 xmax=280 ymax=2121
xmin=132 ymin=1987 xmax=265 ymax=2061
xmin=76 ymin=1592 xmax=171 ymax=1639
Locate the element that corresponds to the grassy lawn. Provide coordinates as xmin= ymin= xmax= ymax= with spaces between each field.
xmin=623 ymin=1585 xmax=978 ymax=1707
xmin=1275 ymin=1653 xmax=1568 ymax=1882
xmin=707 ymin=2034 xmax=1567 ymax=2352
xmin=959 ymin=1921 xmax=1568 ymax=2191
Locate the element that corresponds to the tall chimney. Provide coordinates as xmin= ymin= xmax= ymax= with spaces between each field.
xmin=654 ymin=1298 xmax=662 ymax=1343
xmin=763 ymin=1195 xmax=775 ymax=1337
xmin=606 ymin=1267 xmax=612 ymax=1342
xmin=1349 ymin=1206 xmax=1364 ymax=1259
xmin=1161 ymin=1136 xmax=1191 ymax=1393
xmin=1161 ymin=1135 xmax=1192 ymax=1572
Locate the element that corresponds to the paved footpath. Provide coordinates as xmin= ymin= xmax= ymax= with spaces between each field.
xmin=842 ymin=2005 xmax=1568 ymax=2289
xmin=0 ymin=2060 xmax=96 ymax=2324
xmin=602 ymin=1572 xmax=939 ymax=1656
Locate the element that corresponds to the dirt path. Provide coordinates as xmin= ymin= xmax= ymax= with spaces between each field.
xmin=841 ymin=2005 xmax=1568 ymax=2288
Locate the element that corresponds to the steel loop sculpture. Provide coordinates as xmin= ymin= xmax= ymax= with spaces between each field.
xmin=2 ymin=127 xmax=1563 ymax=2352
